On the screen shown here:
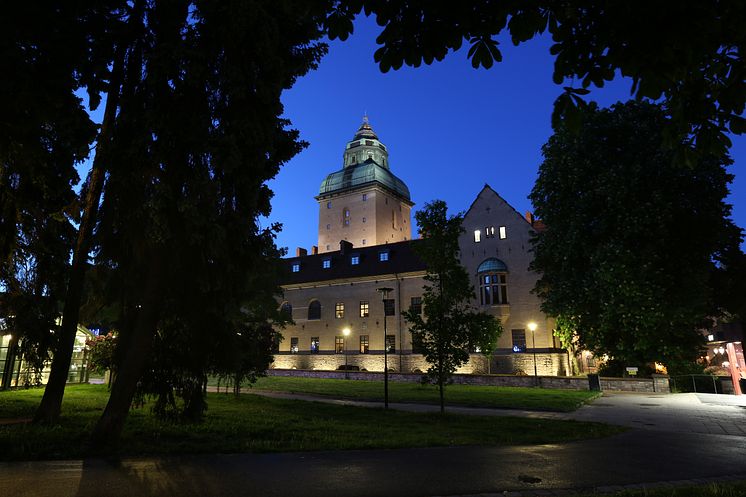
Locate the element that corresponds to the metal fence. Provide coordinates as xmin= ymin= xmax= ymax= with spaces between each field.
xmin=669 ymin=374 xmax=723 ymax=394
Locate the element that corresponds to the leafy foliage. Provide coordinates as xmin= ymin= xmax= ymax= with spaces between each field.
xmin=403 ymin=200 xmax=502 ymax=413
xmin=85 ymin=333 xmax=118 ymax=375
xmin=530 ymin=102 xmax=742 ymax=368
xmin=326 ymin=1 xmax=746 ymax=156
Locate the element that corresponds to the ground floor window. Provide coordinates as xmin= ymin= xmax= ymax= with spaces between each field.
xmin=290 ymin=337 xmax=299 ymax=354
xmin=360 ymin=335 xmax=369 ymax=354
xmin=511 ymin=329 xmax=526 ymax=352
xmin=311 ymin=337 xmax=319 ymax=354
xmin=386 ymin=334 xmax=396 ymax=353
xmin=335 ymin=336 xmax=344 ymax=354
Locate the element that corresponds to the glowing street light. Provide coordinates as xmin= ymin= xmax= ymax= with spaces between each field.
xmin=342 ymin=327 xmax=351 ymax=379
xmin=528 ymin=322 xmax=538 ymax=385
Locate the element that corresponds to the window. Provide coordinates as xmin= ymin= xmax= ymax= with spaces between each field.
xmin=351 ymin=255 xmax=359 ymax=265
xmin=474 ymin=229 xmax=481 ymax=242
xmin=480 ymin=273 xmax=508 ymax=305
xmin=335 ymin=336 xmax=344 ymax=354
xmin=379 ymin=250 xmax=389 ymax=262
xmin=384 ymin=298 xmax=395 ymax=316
xmin=291 ymin=263 xmax=300 ymax=273
xmin=311 ymin=337 xmax=320 ymax=353
xmin=322 ymin=258 xmax=331 ymax=269
xmin=586 ymin=355 xmax=597 ymax=368
xmin=359 ymin=335 xmax=369 ymax=354
xmin=484 ymin=226 xmax=495 ymax=238
xmin=412 ymin=333 xmax=425 ymax=354
xmin=359 ymin=301 xmax=369 ymax=318
xmin=326 ymin=201 xmax=332 ymax=209
xmin=280 ymin=302 xmax=292 ymax=319
xmin=343 ymin=208 xmax=350 ymax=226
xmin=290 ymin=337 xmax=299 ymax=354
xmin=362 ymin=239 xmax=366 ymax=245
xmin=326 ymin=244 xmax=330 ymax=251
xmin=326 ymin=224 xmax=331 ymax=230
xmin=499 ymin=226 xmax=507 ymax=239
xmin=477 ymin=258 xmax=508 ymax=305
xmin=386 ymin=335 xmax=396 ymax=353
xmin=410 ymin=297 xmax=422 ymax=315
xmin=362 ymin=193 xmax=367 ymax=201
xmin=511 ymin=329 xmax=526 ymax=352
xmin=335 ymin=302 xmax=345 ymax=319
xmin=362 ymin=217 xmax=366 ymax=223
xmin=308 ymin=300 xmax=321 ymax=320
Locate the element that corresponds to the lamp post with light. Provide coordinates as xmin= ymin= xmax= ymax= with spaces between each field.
xmin=528 ymin=322 xmax=538 ymax=385
xmin=342 ymin=327 xmax=351 ymax=379
xmin=377 ymin=287 xmax=393 ymax=409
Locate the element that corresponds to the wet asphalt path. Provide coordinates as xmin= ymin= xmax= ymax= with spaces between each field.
xmin=2 ymin=428 xmax=745 ymax=497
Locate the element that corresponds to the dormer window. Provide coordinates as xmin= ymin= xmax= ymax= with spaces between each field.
xmin=292 ymin=263 xmax=300 ymax=273
xmin=379 ymin=250 xmax=389 ymax=262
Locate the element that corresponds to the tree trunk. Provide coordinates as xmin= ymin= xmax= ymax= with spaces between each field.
xmin=33 ymin=50 xmax=124 ymax=424
xmin=438 ymin=357 xmax=445 ymax=414
xmin=88 ymin=257 xmax=162 ymax=451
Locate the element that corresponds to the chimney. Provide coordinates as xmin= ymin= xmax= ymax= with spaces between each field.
xmin=339 ymin=240 xmax=353 ymax=255
xmin=311 ymin=245 xmax=318 ymax=255
xmin=296 ymin=247 xmax=308 ymax=257
xmin=525 ymin=211 xmax=534 ymax=225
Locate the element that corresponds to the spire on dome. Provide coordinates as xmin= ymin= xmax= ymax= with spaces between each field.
xmin=354 ymin=115 xmax=378 ymax=140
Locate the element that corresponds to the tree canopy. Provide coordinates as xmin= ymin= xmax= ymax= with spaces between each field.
xmin=530 ymin=101 xmax=742 ymax=370
xmin=327 ymin=1 xmax=745 ymax=156
xmin=403 ymin=200 xmax=502 ymax=413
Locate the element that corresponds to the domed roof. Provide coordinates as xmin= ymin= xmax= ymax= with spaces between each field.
xmin=319 ymin=158 xmax=411 ymax=200
xmin=477 ymin=258 xmax=508 ymax=273
xmin=353 ymin=118 xmax=379 ymax=140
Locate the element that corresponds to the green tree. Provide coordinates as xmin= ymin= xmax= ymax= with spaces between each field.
xmin=0 ymin=2 xmax=105 ymax=388
xmin=530 ymin=102 xmax=742 ymax=370
xmin=87 ymin=0 xmax=332 ymax=449
xmin=403 ymin=200 xmax=502 ymax=413
xmin=328 ymin=1 xmax=745 ymax=156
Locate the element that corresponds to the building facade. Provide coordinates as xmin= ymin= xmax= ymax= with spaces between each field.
xmin=274 ymin=119 xmax=570 ymax=376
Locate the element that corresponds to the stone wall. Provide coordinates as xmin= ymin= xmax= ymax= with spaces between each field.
xmin=271 ymin=352 xmax=569 ymax=377
xmin=267 ymin=368 xmax=671 ymax=393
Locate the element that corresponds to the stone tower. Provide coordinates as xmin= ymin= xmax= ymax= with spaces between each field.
xmin=316 ymin=117 xmax=413 ymax=253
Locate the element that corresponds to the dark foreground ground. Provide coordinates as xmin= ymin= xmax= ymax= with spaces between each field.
xmin=2 ymin=428 xmax=745 ymax=497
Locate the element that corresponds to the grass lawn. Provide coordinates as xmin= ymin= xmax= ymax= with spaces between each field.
xmin=0 ymin=384 xmax=621 ymax=461
xmin=233 ymin=375 xmax=599 ymax=412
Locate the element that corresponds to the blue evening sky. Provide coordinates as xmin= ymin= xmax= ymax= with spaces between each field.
xmin=268 ymin=16 xmax=745 ymax=254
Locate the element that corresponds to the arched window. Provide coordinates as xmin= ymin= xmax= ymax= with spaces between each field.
xmin=280 ymin=302 xmax=292 ymax=319
xmin=308 ymin=300 xmax=321 ymax=320
xmin=477 ymin=258 xmax=508 ymax=305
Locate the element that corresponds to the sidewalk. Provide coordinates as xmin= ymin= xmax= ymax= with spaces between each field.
xmin=245 ymin=389 xmax=746 ymax=436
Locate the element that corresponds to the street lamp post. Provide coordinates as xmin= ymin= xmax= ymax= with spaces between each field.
xmin=528 ymin=322 xmax=538 ymax=386
xmin=342 ymin=327 xmax=351 ymax=380
xmin=377 ymin=287 xmax=393 ymax=409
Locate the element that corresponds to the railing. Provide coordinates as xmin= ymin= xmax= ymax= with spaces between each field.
xmin=669 ymin=374 xmax=722 ymax=394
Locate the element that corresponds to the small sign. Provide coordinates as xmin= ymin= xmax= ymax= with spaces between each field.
xmin=512 ymin=345 xmax=525 ymax=353
xmin=626 ymin=367 xmax=638 ymax=376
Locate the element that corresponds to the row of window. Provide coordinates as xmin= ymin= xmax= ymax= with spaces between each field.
xmin=289 ymin=335 xmax=396 ymax=354
xmin=326 ymin=193 xmax=369 ymax=209
xmin=281 ymin=297 xmax=422 ymax=321
xmin=291 ymin=250 xmax=390 ymax=272
xmin=474 ymin=226 xmax=507 ymax=242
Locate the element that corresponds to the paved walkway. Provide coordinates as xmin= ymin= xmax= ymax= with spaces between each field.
xmin=249 ymin=389 xmax=746 ymax=436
